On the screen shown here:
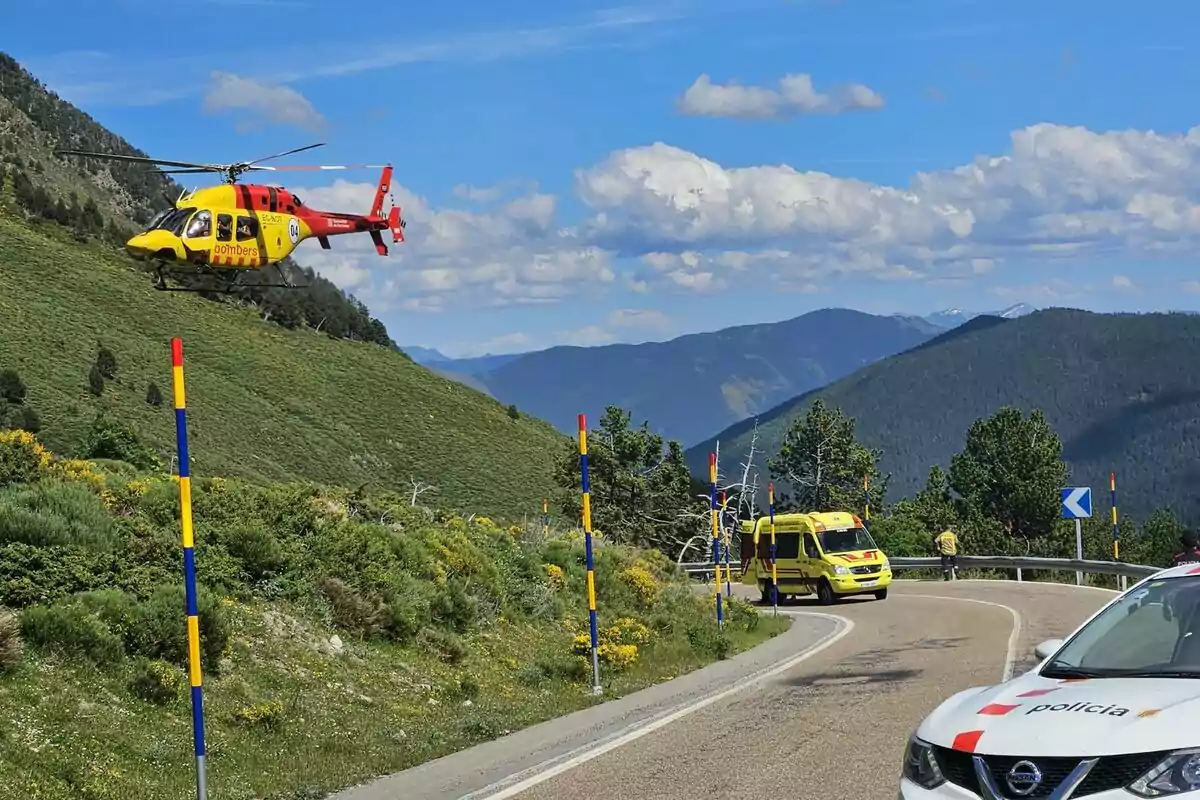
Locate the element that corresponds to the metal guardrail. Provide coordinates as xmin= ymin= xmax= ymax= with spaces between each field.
xmin=677 ymin=555 xmax=1163 ymax=582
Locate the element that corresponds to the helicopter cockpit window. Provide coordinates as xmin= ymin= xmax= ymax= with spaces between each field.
xmin=185 ymin=210 xmax=212 ymax=239
xmin=146 ymin=207 xmax=192 ymax=235
xmin=292 ymin=195 xmax=303 ymax=207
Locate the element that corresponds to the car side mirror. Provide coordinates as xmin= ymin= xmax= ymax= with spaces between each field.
xmin=1034 ymin=639 xmax=1064 ymax=661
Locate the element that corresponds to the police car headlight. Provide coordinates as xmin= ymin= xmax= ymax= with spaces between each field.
xmin=834 ymin=564 xmax=850 ymax=575
xmin=1129 ymin=749 xmax=1200 ymax=796
xmin=901 ymin=735 xmax=945 ymax=789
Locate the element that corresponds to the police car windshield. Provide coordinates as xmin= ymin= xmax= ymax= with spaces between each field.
xmin=819 ymin=527 xmax=876 ymax=554
xmin=1041 ymin=576 xmax=1200 ymax=678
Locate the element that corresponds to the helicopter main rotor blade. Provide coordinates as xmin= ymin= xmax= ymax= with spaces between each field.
xmin=242 ymin=143 xmax=326 ymax=167
xmin=54 ymin=148 xmax=217 ymax=171
xmin=248 ymin=163 xmax=391 ymax=172
xmin=158 ymin=168 xmax=226 ymax=175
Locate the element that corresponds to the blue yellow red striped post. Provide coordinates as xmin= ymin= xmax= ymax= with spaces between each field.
xmin=862 ymin=475 xmax=871 ymax=530
xmin=577 ymin=414 xmax=602 ymax=695
xmin=709 ymin=453 xmax=723 ymax=628
xmin=768 ymin=482 xmax=778 ymax=616
xmin=171 ymin=338 xmax=208 ymax=800
xmin=719 ymin=490 xmax=732 ymax=597
xmin=1110 ymin=472 xmax=1119 ymax=560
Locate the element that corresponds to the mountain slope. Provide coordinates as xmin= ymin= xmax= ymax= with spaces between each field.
xmin=686 ymin=309 xmax=1200 ymax=524
xmin=477 ymin=309 xmax=941 ymax=446
xmin=0 ymin=209 xmax=565 ymax=519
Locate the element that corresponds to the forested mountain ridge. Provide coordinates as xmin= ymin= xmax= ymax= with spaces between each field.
xmin=0 ymin=52 xmax=395 ymax=348
xmin=686 ymin=308 xmax=1200 ymax=525
xmin=472 ymin=308 xmax=943 ymax=447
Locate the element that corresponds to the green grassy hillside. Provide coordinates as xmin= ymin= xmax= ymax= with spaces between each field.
xmin=687 ymin=309 xmax=1200 ymax=524
xmin=0 ymin=212 xmax=565 ymax=518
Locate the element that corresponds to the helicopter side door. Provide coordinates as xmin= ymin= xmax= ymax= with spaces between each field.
xmin=183 ymin=209 xmax=215 ymax=262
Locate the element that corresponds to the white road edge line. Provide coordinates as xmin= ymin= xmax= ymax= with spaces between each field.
xmin=892 ymin=578 xmax=1120 ymax=594
xmin=900 ymin=594 xmax=1022 ymax=683
xmin=461 ymin=611 xmax=855 ymax=800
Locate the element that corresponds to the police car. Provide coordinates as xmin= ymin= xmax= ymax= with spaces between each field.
xmin=900 ymin=562 xmax=1200 ymax=798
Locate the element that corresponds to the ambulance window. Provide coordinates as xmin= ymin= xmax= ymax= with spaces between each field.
xmin=804 ymin=534 xmax=821 ymax=558
xmin=235 ymin=216 xmax=258 ymax=241
xmin=185 ymin=210 xmax=211 ymax=239
xmin=216 ymin=214 xmax=233 ymax=242
xmin=776 ymin=533 xmax=800 ymax=560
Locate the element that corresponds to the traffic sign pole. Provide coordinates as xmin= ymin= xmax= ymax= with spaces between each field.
xmin=1060 ymin=486 xmax=1092 ymax=587
xmin=1074 ymin=517 xmax=1083 ymax=586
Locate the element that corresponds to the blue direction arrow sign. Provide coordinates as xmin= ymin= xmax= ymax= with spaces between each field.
xmin=1061 ymin=487 xmax=1092 ymax=519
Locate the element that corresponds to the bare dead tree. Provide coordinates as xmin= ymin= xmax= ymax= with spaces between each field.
xmin=408 ymin=477 xmax=438 ymax=506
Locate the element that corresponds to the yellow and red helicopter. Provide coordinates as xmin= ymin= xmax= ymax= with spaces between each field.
xmin=54 ymin=143 xmax=406 ymax=292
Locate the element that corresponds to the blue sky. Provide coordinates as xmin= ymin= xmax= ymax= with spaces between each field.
xmin=8 ymin=0 xmax=1200 ymax=357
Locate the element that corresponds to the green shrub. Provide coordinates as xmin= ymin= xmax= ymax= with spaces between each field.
xmin=225 ymin=522 xmax=287 ymax=583
xmin=0 ymin=542 xmax=115 ymax=608
xmin=20 ymin=603 xmax=125 ymax=664
xmin=317 ymin=576 xmax=386 ymax=639
xmin=0 ymin=608 xmax=23 ymax=672
xmin=123 ymin=584 xmax=230 ymax=673
xmin=685 ymin=623 xmax=731 ymax=661
xmin=128 ymin=657 xmax=184 ymax=705
xmin=415 ymin=626 xmax=467 ymax=664
xmin=233 ymin=699 xmax=285 ymax=730
xmin=77 ymin=414 xmax=161 ymax=471
xmin=0 ymin=429 xmax=46 ymax=488
xmin=0 ymin=370 xmax=26 ymax=405
xmin=0 ymin=482 xmax=118 ymax=550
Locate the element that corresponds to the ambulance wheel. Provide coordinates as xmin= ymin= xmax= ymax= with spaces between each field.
xmin=874 ymin=588 xmax=888 ymax=600
xmin=760 ymin=582 xmax=773 ymax=605
xmin=817 ymin=578 xmax=836 ymax=605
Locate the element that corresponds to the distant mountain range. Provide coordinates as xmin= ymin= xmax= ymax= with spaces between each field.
xmin=403 ymin=304 xmax=1036 ymax=447
xmin=920 ymin=303 xmax=1037 ymax=329
xmin=685 ymin=308 xmax=1200 ymax=524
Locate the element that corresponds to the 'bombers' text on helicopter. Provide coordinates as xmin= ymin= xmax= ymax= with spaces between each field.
xmin=54 ymin=143 xmax=406 ymax=292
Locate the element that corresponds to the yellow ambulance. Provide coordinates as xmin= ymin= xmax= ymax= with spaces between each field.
xmin=739 ymin=510 xmax=891 ymax=604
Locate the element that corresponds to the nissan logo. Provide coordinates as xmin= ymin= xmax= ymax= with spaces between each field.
xmin=1006 ymin=760 xmax=1044 ymax=796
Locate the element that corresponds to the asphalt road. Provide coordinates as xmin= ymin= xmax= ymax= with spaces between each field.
xmin=333 ymin=580 xmax=1118 ymax=800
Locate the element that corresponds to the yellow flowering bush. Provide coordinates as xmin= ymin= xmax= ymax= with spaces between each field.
xmin=0 ymin=429 xmax=51 ymax=487
xmin=48 ymin=458 xmax=106 ymax=492
xmin=473 ymin=515 xmax=496 ymax=529
xmin=604 ymin=617 xmax=652 ymax=647
xmin=618 ymin=561 xmax=660 ymax=606
xmin=543 ymin=563 xmax=566 ymax=592
xmin=597 ymin=642 xmax=638 ymax=670
xmin=233 ymin=699 xmax=285 ymax=729
xmin=570 ymin=614 xmax=651 ymax=671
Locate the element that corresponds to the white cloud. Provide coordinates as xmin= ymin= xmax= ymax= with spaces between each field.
xmin=202 ymin=71 xmax=325 ymax=133
xmin=676 ymin=73 xmax=884 ymax=119
xmin=607 ymin=308 xmax=673 ymax=329
xmin=1112 ymin=274 xmax=1136 ymax=291
xmin=570 ymin=123 xmax=1200 ymax=291
xmin=286 ymin=120 xmax=1200 ymax=314
xmin=1183 ymin=280 xmax=1200 ymax=293
xmin=557 ymin=325 xmax=619 ymax=347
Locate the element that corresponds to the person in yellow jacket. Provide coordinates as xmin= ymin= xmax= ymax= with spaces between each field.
xmin=933 ymin=526 xmax=959 ymax=581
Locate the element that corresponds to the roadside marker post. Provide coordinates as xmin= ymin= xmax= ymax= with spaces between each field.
xmin=1111 ymin=473 xmax=1125 ymax=592
xmin=577 ymin=414 xmax=602 ymax=696
xmin=768 ymin=482 xmax=778 ymax=617
xmin=1061 ymin=486 xmax=1093 ymax=586
xmin=719 ymin=490 xmax=732 ymax=598
xmin=542 ymin=497 xmax=549 ymax=538
xmin=862 ymin=475 xmax=871 ymax=531
xmin=709 ymin=453 xmax=723 ymax=629
xmin=171 ymin=338 xmax=208 ymax=800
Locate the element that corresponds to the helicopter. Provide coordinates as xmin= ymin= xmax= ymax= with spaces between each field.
xmin=53 ymin=143 xmax=406 ymax=293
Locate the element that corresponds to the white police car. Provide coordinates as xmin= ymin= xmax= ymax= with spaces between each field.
xmin=901 ymin=563 xmax=1200 ymax=798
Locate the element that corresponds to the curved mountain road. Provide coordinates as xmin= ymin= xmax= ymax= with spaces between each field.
xmin=333 ymin=581 xmax=1119 ymax=800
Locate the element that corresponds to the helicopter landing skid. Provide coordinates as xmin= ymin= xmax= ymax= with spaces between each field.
xmin=151 ymin=262 xmax=310 ymax=293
